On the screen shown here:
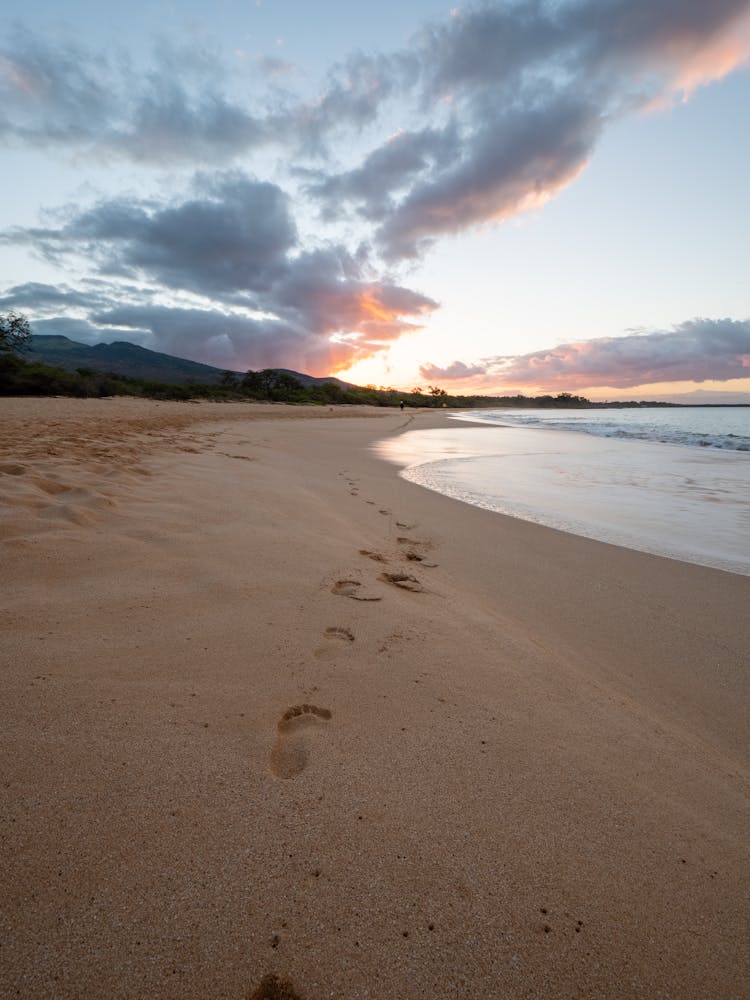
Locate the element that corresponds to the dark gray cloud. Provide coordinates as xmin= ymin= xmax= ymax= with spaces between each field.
xmin=3 ymin=3 xmax=749 ymax=375
xmin=291 ymin=49 xmax=419 ymax=154
xmin=483 ymin=318 xmax=750 ymax=390
xmin=0 ymin=281 xmax=107 ymax=312
xmin=3 ymin=2 xmax=748 ymax=242
xmin=0 ymin=29 xmax=112 ymax=145
xmin=2 ymin=172 xmax=437 ymax=372
xmin=8 ymin=172 xmax=298 ymax=298
xmin=0 ymin=28 xmax=411 ymax=164
xmin=0 ymin=29 xmax=272 ymax=164
xmin=309 ymin=0 xmax=750 ymax=258
xmin=376 ymin=94 xmax=602 ymax=258
xmin=414 ymin=0 xmax=749 ymax=103
xmin=305 ymin=125 xmax=460 ymax=222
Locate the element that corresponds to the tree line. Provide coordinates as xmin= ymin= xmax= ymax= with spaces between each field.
xmin=1 ymin=311 xmax=665 ymax=409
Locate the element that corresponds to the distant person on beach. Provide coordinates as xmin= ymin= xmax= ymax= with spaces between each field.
xmin=400 ymin=401 xmax=405 ymax=411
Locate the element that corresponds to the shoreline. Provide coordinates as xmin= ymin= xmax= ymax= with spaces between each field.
xmin=2 ymin=398 xmax=748 ymax=999
xmin=376 ymin=420 xmax=750 ymax=578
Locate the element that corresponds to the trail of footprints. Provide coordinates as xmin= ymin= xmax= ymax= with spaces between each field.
xmin=263 ymin=465 xmax=593 ymax=976
xmin=269 ymin=469 xmax=438 ymax=780
xmin=331 ymin=531 xmax=436 ymax=599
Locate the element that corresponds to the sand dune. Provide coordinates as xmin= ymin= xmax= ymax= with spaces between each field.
xmin=1 ymin=397 xmax=748 ymax=999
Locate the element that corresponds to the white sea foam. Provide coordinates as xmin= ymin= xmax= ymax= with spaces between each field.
xmin=376 ymin=410 xmax=750 ymax=576
xmin=453 ymin=406 xmax=750 ymax=451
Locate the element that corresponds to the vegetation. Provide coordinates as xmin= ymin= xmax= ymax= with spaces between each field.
xmin=0 ymin=313 xmax=675 ymax=408
xmin=0 ymin=312 xmax=32 ymax=354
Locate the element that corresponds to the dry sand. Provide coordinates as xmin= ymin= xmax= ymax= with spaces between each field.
xmin=1 ymin=396 xmax=748 ymax=999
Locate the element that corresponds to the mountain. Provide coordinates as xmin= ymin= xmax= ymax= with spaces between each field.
xmin=27 ymin=336 xmax=354 ymax=389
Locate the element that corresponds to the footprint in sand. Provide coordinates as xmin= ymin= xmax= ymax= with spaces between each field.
xmin=249 ymin=973 xmax=304 ymax=1000
xmin=359 ymin=549 xmax=387 ymax=563
xmin=404 ymin=551 xmax=438 ymax=568
xmin=314 ymin=626 xmax=355 ymax=659
xmin=325 ymin=626 xmax=354 ymax=642
xmin=269 ymin=704 xmax=332 ymax=779
xmin=219 ymin=452 xmax=256 ymax=462
xmin=379 ymin=572 xmax=424 ymax=593
xmin=396 ymin=536 xmax=437 ymax=564
xmin=331 ymin=579 xmax=382 ymax=601
xmin=31 ymin=477 xmax=71 ymax=496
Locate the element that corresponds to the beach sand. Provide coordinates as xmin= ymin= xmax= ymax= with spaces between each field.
xmin=1 ymin=397 xmax=748 ymax=999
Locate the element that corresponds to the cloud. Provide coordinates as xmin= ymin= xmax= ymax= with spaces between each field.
xmin=28 ymin=315 xmax=151 ymax=345
xmin=3 ymin=3 xmax=749 ymax=257
xmin=292 ymin=50 xmax=419 ymax=155
xmin=0 ymin=29 xmax=413 ymax=164
xmin=0 ymin=29 xmax=272 ymax=164
xmin=87 ymin=304 xmax=346 ymax=371
xmin=306 ymin=0 xmax=750 ymax=259
xmin=275 ymin=247 xmax=437 ymax=341
xmin=6 ymin=172 xmax=297 ymax=299
xmin=419 ymin=360 xmax=487 ymax=380
xmin=3 ymin=4 xmax=750 ymax=375
xmin=417 ymin=0 xmax=750 ymax=100
xmin=0 ymin=281 xmax=108 ymax=312
xmin=483 ymin=318 xmax=750 ymax=391
xmin=84 ymin=302 xmax=417 ymax=373
xmin=5 ymin=1 xmax=747 ymax=179
xmin=375 ymin=95 xmax=601 ymax=259
xmin=305 ymin=125 xmax=460 ymax=222
xmin=2 ymin=172 xmax=437 ymax=373
xmin=0 ymin=29 xmax=113 ymax=144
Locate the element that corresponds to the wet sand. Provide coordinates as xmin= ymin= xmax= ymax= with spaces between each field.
xmin=1 ymin=397 xmax=748 ymax=999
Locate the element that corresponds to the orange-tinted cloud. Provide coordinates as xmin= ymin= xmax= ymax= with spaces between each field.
xmin=477 ymin=318 xmax=750 ymax=394
xmin=4 ymin=3 xmax=750 ymax=379
xmin=657 ymin=7 xmax=750 ymax=95
xmin=419 ymin=360 xmax=487 ymax=381
xmin=2 ymin=171 xmax=438 ymax=375
xmin=310 ymin=1 xmax=750 ymax=260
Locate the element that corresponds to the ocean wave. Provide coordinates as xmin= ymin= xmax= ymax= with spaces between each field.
xmin=458 ymin=410 xmax=750 ymax=452
xmin=604 ymin=427 xmax=750 ymax=450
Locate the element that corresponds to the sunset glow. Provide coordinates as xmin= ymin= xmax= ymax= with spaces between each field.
xmin=358 ymin=291 xmax=398 ymax=325
xmin=669 ymin=12 xmax=750 ymax=95
xmin=1 ymin=0 xmax=749 ymax=400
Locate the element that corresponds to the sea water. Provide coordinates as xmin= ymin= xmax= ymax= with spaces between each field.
xmin=376 ymin=407 xmax=750 ymax=576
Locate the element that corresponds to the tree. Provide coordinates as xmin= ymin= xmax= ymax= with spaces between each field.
xmin=269 ymin=371 xmax=303 ymax=394
xmin=240 ymin=370 xmax=266 ymax=396
xmin=240 ymin=369 xmax=304 ymax=400
xmin=0 ymin=312 xmax=32 ymax=353
xmin=428 ymin=385 xmax=447 ymax=397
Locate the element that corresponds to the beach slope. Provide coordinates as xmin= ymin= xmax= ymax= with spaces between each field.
xmin=1 ymin=398 xmax=748 ymax=999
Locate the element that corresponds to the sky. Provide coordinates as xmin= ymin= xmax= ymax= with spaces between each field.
xmin=1 ymin=0 xmax=749 ymax=402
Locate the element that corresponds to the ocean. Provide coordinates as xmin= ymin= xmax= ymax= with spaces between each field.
xmin=376 ymin=407 xmax=750 ymax=576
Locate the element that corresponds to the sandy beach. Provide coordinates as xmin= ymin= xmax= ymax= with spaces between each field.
xmin=1 ymin=397 xmax=748 ymax=1000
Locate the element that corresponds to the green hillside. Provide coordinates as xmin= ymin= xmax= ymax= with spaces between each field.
xmin=28 ymin=336 xmax=234 ymax=384
xmin=26 ymin=335 xmax=354 ymax=389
